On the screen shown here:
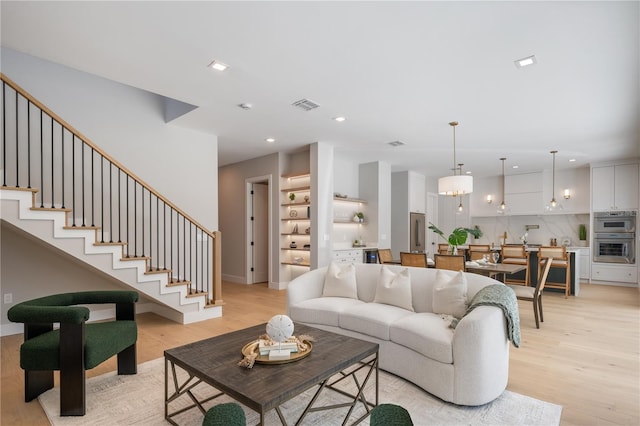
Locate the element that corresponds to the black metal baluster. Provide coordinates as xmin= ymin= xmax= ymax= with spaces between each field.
xmin=90 ymin=148 xmax=95 ymax=226
xmin=100 ymin=156 xmax=104 ymax=242
xmin=71 ymin=135 xmax=76 ymax=226
xmin=40 ymin=110 xmax=44 ymax=207
xmin=189 ymin=222 xmax=193 ymax=293
xmin=109 ymin=163 xmax=113 ymax=242
xmin=170 ymin=209 xmax=174 ymax=281
xmin=81 ymin=142 xmax=85 ymax=226
xmin=27 ymin=100 xmax=31 ymax=188
xmin=2 ymin=82 xmax=6 ymax=187
xmin=176 ymin=211 xmax=180 ymax=282
xmin=206 ymin=234 xmax=210 ymax=299
xmin=141 ymin=186 xmax=145 ymax=257
xmin=149 ymin=189 xmax=152 ymax=267
xmin=163 ymin=201 xmax=167 ymax=271
xmin=118 ymin=168 xmax=122 ymax=243
xmin=60 ymin=127 xmax=65 ymax=208
xmin=126 ymin=175 xmax=130 ymax=257
xmin=156 ymin=197 xmax=159 ymax=270
xmin=15 ymin=89 xmax=18 ymax=187
xmin=133 ymin=181 xmax=137 ymax=257
xmin=50 ymin=117 xmax=54 ymax=208
xmin=183 ymin=216 xmax=187 ymax=286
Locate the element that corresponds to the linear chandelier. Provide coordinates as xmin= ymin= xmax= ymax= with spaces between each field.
xmin=438 ymin=121 xmax=473 ymax=196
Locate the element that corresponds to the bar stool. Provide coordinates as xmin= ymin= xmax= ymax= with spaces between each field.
xmin=538 ymin=246 xmax=571 ymax=298
xmin=501 ymin=245 xmax=531 ymax=287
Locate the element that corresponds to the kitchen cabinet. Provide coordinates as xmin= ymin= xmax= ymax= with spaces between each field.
xmin=575 ymin=247 xmax=590 ymax=281
xmin=592 ymin=163 xmax=639 ymax=211
xmin=332 ymin=248 xmax=364 ymax=264
xmin=591 ymin=263 xmax=638 ymax=284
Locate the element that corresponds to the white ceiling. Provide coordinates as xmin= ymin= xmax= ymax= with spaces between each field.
xmin=1 ymin=1 xmax=638 ymax=178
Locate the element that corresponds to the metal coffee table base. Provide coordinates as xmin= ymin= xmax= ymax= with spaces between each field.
xmin=165 ymin=355 xmax=378 ymax=426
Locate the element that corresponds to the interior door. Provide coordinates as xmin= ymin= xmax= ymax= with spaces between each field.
xmin=250 ymin=182 xmax=269 ymax=283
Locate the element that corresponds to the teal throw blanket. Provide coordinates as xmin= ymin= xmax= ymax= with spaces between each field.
xmin=465 ymin=284 xmax=521 ymax=348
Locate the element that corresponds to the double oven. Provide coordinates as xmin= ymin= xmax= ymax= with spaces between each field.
xmin=593 ymin=211 xmax=636 ymax=264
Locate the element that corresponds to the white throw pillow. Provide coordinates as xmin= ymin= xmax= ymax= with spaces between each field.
xmin=373 ymin=266 xmax=414 ymax=311
xmin=432 ymin=270 xmax=468 ymax=319
xmin=322 ymin=262 xmax=358 ymax=299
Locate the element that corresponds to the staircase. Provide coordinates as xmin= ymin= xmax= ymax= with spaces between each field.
xmin=1 ymin=74 xmax=222 ymax=325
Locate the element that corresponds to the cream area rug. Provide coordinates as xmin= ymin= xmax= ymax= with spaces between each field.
xmin=40 ymin=358 xmax=562 ymax=425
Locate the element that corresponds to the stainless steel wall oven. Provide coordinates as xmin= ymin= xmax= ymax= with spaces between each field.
xmin=593 ymin=211 xmax=636 ymax=264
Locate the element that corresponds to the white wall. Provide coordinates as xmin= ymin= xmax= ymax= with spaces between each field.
xmin=1 ymin=48 xmax=218 ymax=229
xmin=218 ymin=153 xmax=280 ymax=286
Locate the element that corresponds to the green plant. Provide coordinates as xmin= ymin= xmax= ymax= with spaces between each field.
xmin=289 ymin=192 xmax=296 ymax=202
xmin=428 ymin=222 xmax=483 ymax=249
xmin=579 ymin=224 xmax=587 ymax=240
xmin=356 ymin=212 xmax=364 ymax=220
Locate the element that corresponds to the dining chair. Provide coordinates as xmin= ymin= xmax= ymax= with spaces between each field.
xmin=501 ymin=245 xmax=531 ymax=286
xmin=437 ymin=243 xmax=450 ymax=255
xmin=468 ymin=244 xmax=491 ymax=261
xmin=400 ymin=252 xmax=428 ymax=267
xmin=508 ymin=256 xmax=552 ymax=328
xmin=434 ymin=254 xmax=466 ymax=272
xmin=377 ymin=248 xmax=394 ymax=264
xmin=538 ymin=246 xmax=571 ymax=298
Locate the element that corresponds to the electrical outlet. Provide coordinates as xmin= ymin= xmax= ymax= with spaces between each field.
xmin=4 ymin=293 xmax=13 ymax=304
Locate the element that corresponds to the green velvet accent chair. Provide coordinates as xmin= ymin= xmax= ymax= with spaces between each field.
xmin=7 ymin=290 xmax=138 ymax=416
xmin=202 ymin=402 xmax=246 ymax=426
xmin=370 ymin=403 xmax=414 ymax=425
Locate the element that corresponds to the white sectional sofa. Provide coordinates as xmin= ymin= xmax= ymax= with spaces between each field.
xmin=286 ymin=263 xmax=510 ymax=406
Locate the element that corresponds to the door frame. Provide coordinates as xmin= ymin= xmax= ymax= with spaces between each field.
xmin=245 ymin=175 xmax=272 ymax=285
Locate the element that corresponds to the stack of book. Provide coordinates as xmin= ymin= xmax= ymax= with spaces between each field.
xmin=258 ymin=338 xmax=298 ymax=357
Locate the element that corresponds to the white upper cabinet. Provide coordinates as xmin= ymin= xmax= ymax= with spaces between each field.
xmin=409 ymin=171 xmax=426 ymax=213
xmin=592 ymin=163 xmax=639 ymax=211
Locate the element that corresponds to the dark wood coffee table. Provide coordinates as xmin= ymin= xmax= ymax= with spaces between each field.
xmin=164 ymin=323 xmax=379 ymax=425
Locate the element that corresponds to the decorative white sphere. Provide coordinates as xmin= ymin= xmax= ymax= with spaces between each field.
xmin=266 ymin=315 xmax=294 ymax=343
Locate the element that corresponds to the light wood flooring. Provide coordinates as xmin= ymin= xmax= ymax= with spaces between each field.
xmin=1 ymin=281 xmax=638 ymax=425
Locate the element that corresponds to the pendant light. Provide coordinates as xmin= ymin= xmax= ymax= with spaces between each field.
xmin=438 ymin=121 xmax=473 ymax=196
xmin=498 ymin=157 xmax=507 ymax=212
xmin=545 ymin=150 xmax=563 ymax=211
xmin=457 ymin=163 xmax=464 ymax=212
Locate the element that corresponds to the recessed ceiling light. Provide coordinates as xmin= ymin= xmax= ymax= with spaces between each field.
xmin=465 ymin=171 xmax=472 ymax=175
xmin=333 ymin=116 xmax=346 ymax=122
xmin=208 ymin=60 xmax=229 ymax=71
xmin=514 ymin=55 xmax=536 ymax=68
xmin=512 ymin=165 xmax=519 ymax=169
xmin=569 ymin=158 xmax=576 ymax=162
xmin=265 ymin=138 xmax=275 ymax=143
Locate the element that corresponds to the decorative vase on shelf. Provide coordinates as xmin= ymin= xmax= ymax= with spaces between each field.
xmin=353 ymin=215 xmax=360 ymax=223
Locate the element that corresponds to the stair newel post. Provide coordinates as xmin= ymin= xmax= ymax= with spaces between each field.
xmin=213 ymin=231 xmax=222 ymax=305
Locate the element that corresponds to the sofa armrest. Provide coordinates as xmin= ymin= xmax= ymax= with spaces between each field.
xmin=286 ymin=267 xmax=327 ymax=314
xmin=451 ymin=305 xmax=510 ymax=405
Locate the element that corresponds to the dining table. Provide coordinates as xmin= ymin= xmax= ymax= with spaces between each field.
xmin=464 ymin=261 xmax=527 ymax=281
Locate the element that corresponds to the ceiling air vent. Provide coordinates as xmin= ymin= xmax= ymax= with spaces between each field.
xmin=292 ymin=98 xmax=320 ymax=111
xmin=388 ymin=141 xmax=405 ymax=147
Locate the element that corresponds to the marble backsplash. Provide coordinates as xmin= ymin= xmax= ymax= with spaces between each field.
xmin=469 ymin=214 xmax=590 ymax=247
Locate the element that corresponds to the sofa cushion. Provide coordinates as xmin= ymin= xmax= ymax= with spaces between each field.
xmin=339 ymin=303 xmax=414 ymax=340
xmin=389 ymin=313 xmax=454 ymax=364
xmin=432 ymin=270 xmax=468 ymax=319
xmin=289 ymin=297 xmax=365 ymax=327
xmin=322 ymin=262 xmax=358 ymax=299
xmin=373 ymin=266 xmax=414 ymax=312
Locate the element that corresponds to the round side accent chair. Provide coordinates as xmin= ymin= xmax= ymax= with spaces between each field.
xmin=202 ymin=402 xmax=246 ymax=426
xmin=370 ymin=403 xmax=414 ymax=426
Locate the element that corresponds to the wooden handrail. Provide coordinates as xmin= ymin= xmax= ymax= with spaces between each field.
xmin=0 ymin=73 xmax=216 ymax=239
